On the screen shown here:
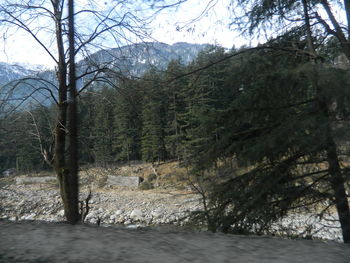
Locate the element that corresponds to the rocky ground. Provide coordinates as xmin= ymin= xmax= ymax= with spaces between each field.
xmin=0 ymin=183 xmax=202 ymax=226
xmin=0 ymin=164 xmax=349 ymax=262
xmin=0 ymin=163 xmax=345 ymax=243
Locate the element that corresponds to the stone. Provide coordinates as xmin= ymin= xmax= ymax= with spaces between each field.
xmin=152 ymin=208 xmax=164 ymax=218
xmin=130 ymin=209 xmax=143 ymax=220
xmin=23 ymin=213 xmax=36 ymax=220
xmin=58 ymin=210 xmax=65 ymax=217
xmin=115 ymin=210 xmax=123 ymax=216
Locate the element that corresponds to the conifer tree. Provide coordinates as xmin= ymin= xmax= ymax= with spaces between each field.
xmin=92 ymin=87 xmax=116 ymax=165
xmin=182 ymin=47 xmax=233 ymax=168
xmin=163 ymin=59 xmax=188 ymax=160
xmin=141 ymin=69 xmax=167 ymax=163
xmin=114 ymin=81 xmax=142 ymax=163
xmin=191 ymin=40 xmax=350 ymax=241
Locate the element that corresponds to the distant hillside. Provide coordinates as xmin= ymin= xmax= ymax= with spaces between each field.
xmin=81 ymin=42 xmax=209 ymax=77
xmin=0 ymin=62 xmax=46 ymax=86
xmin=0 ymin=42 xmax=209 ymax=108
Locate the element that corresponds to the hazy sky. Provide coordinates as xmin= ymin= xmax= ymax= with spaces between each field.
xmin=0 ymin=0 xmax=248 ymax=68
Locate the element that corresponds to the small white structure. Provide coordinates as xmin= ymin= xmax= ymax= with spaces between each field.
xmin=2 ymin=168 xmax=16 ymax=177
xmin=16 ymin=176 xmax=56 ymax=185
xmin=107 ymin=175 xmax=141 ymax=188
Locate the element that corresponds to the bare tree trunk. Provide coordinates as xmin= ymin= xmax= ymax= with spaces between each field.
xmin=66 ymin=0 xmax=80 ymax=224
xmin=52 ymin=0 xmax=71 ymax=223
xmin=52 ymin=0 xmax=79 ymax=224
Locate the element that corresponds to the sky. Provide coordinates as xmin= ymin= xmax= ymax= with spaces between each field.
xmin=0 ymin=0 xmax=248 ymax=69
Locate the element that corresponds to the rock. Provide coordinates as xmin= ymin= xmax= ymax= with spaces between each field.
xmin=115 ymin=210 xmax=123 ymax=216
xmin=22 ymin=213 xmax=36 ymax=220
xmin=126 ymin=224 xmax=145 ymax=229
xmin=130 ymin=209 xmax=143 ymax=220
xmin=152 ymin=208 xmax=164 ymax=218
xmin=58 ymin=210 xmax=65 ymax=217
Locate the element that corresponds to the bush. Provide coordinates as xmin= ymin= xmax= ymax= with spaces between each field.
xmin=146 ymin=173 xmax=157 ymax=182
xmin=139 ymin=181 xmax=154 ymax=190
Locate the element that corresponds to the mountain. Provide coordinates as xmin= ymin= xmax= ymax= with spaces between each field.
xmin=0 ymin=62 xmax=47 ymax=86
xmin=83 ymin=42 xmax=209 ymax=77
xmin=0 ymin=42 xmax=209 ymax=109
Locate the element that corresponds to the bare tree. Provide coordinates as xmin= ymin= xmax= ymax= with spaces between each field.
xmin=0 ymin=0 xmax=185 ymax=223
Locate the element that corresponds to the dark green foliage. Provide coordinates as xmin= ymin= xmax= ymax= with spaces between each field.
xmin=190 ymin=47 xmax=350 ymax=235
xmin=0 ymin=106 xmax=53 ymax=173
xmin=163 ymin=59 xmax=188 ymax=160
xmin=181 ymin=46 xmax=238 ymax=169
xmin=140 ymin=69 xmax=167 ymax=163
xmin=114 ymin=81 xmax=142 ymax=163
xmin=92 ymin=87 xmax=116 ymax=165
xmin=78 ymin=90 xmax=95 ymax=164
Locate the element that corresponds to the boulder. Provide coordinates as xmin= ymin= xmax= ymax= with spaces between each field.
xmin=130 ymin=209 xmax=143 ymax=220
xmin=152 ymin=207 xmax=164 ymax=218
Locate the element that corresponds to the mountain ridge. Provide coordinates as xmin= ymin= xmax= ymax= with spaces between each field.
xmin=0 ymin=42 xmax=210 ymax=108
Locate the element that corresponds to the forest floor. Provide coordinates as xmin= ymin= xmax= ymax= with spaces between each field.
xmin=0 ymin=220 xmax=349 ymax=263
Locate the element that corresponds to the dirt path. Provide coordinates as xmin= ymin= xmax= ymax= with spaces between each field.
xmin=0 ymin=221 xmax=349 ymax=263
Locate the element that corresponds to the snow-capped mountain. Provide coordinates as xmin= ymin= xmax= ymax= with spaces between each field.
xmin=0 ymin=42 xmax=209 ymax=108
xmin=82 ymin=42 xmax=209 ymax=77
xmin=0 ymin=62 xmax=45 ymax=86
xmin=1 ymin=42 xmax=208 ymax=84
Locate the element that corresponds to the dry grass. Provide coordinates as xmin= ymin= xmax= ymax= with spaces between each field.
xmin=76 ymin=161 xmax=192 ymax=191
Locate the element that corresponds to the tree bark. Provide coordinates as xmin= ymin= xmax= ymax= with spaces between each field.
xmin=317 ymin=84 xmax=350 ymax=243
xmin=302 ymin=1 xmax=350 ymax=242
xmin=52 ymin=0 xmax=80 ymax=224
xmin=325 ymin=130 xmax=350 ymax=243
xmin=66 ymin=0 xmax=80 ymax=224
xmin=319 ymin=0 xmax=350 ymax=61
xmin=52 ymin=0 xmax=70 ymax=223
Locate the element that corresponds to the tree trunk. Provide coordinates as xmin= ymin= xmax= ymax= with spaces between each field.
xmin=66 ymin=0 xmax=80 ymax=224
xmin=315 ymin=80 xmax=350 ymax=242
xmin=315 ymin=79 xmax=350 ymax=243
xmin=52 ymin=0 xmax=67 ymax=222
xmin=325 ymin=133 xmax=350 ymax=242
xmin=302 ymin=0 xmax=350 ymax=242
xmin=52 ymin=0 xmax=80 ymax=224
